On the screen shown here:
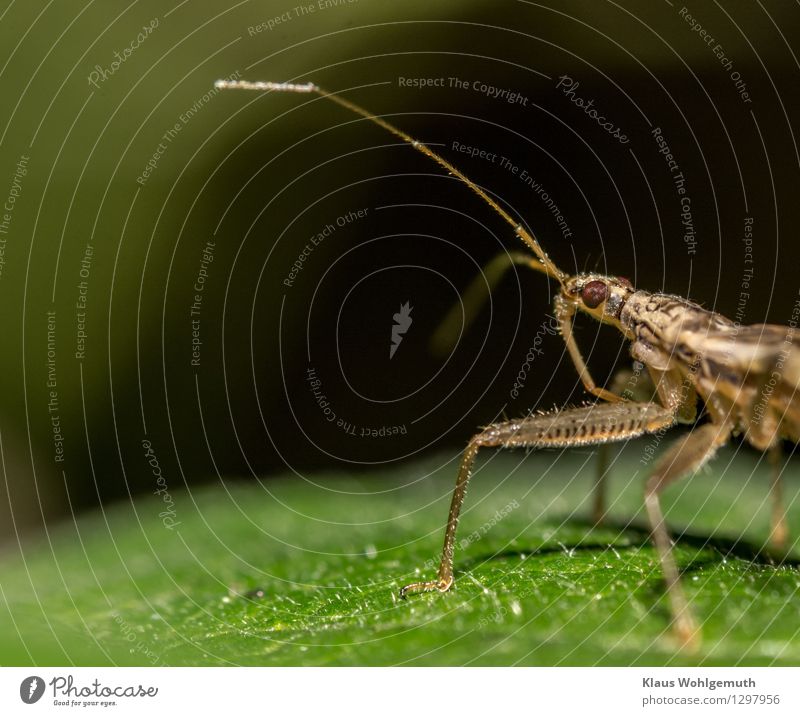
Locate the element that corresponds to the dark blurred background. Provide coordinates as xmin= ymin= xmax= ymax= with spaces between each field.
xmin=0 ymin=0 xmax=798 ymax=538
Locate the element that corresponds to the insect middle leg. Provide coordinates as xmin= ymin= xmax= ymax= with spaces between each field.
xmin=768 ymin=443 xmax=789 ymax=551
xmin=592 ymin=367 xmax=657 ymax=523
xmin=643 ymin=421 xmax=732 ymax=647
xmin=592 ymin=360 xmax=699 ymax=525
xmin=400 ymin=401 xmax=676 ymax=598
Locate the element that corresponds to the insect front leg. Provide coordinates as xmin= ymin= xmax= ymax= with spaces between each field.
xmin=643 ymin=421 xmax=732 ymax=649
xmin=555 ymin=295 xmax=623 ymax=404
xmin=400 ymin=401 xmax=676 ymax=598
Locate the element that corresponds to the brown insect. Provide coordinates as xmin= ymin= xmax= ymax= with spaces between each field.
xmin=216 ymin=79 xmax=798 ymax=647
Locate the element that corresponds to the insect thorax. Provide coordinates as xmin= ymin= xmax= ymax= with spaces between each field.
xmin=620 ymin=291 xmax=726 ymax=358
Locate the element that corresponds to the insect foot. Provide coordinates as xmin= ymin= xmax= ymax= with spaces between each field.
xmin=673 ymin=610 xmax=701 ymax=654
xmin=399 ymin=575 xmax=454 ymax=600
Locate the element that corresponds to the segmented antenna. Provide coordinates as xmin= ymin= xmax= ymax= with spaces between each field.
xmin=215 ymin=79 xmax=566 ymax=286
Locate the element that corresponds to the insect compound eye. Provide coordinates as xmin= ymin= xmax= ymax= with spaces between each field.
xmin=580 ymin=280 xmax=608 ymax=308
xmin=618 ymin=276 xmax=634 ymax=291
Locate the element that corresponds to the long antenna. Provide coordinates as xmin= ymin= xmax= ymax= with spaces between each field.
xmin=215 ymin=79 xmax=566 ymax=286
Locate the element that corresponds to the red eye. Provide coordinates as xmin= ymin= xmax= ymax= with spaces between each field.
xmin=581 ymin=280 xmax=607 ymax=308
xmin=618 ymin=276 xmax=634 ymax=290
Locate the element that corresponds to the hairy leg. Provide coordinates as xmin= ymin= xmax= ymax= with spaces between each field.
xmin=400 ymin=401 xmax=676 ymax=597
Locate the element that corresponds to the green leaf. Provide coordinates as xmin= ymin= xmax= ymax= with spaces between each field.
xmin=1 ymin=446 xmax=798 ymax=665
